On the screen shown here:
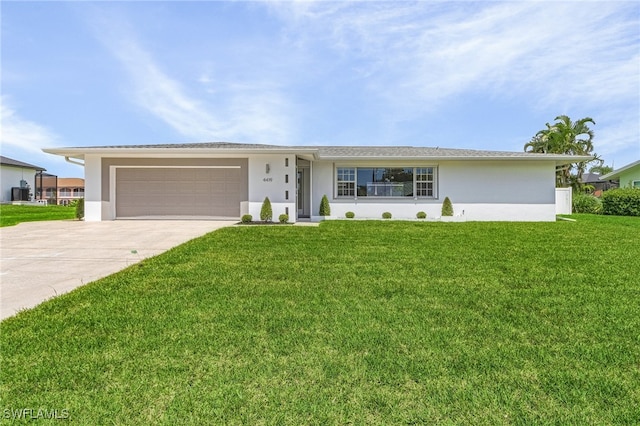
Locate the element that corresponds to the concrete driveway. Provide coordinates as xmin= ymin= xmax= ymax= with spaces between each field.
xmin=0 ymin=220 xmax=235 ymax=320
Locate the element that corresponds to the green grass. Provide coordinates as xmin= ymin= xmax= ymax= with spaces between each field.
xmin=0 ymin=204 xmax=76 ymax=227
xmin=1 ymin=215 xmax=639 ymax=424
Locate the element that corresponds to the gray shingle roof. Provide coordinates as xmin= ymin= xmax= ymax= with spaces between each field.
xmin=43 ymin=142 xmax=592 ymax=164
xmin=84 ymin=142 xmax=284 ymax=149
xmin=0 ymin=155 xmax=46 ymax=171
xmin=313 ymin=145 xmax=560 ymax=159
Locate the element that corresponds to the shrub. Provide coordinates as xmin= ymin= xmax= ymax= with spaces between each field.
xmin=382 ymin=212 xmax=392 ymax=219
xmin=241 ymin=214 xmax=253 ymax=223
xmin=75 ymin=198 xmax=84 ymax=220
xmin=345 ymin=211 xmax=355 ymax=219
xmin=441 ymin=197 xmax=453 ymax=216
xmin=572 ymin=194 xmax=602 ymax=214
xmin=416 ymin=211 xmax=427 ymax=219
xmin=601 ymin=188 xmax=640 ymax=216
xmin=319 ymin=195 xmax=331 ymax=216
xmin=260 ymin=197 xmax=272 ymax=222
xmin=278 ymin=214 xmax=289 ymax=224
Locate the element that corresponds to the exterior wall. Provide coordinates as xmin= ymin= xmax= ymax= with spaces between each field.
xmin=84 ymin=154 xmax=297 ymax=221
xmin=618 ymin=166 xmax=640 ymax=188
xmin=0 ymin=166 xmax=36 ymax=202
xmin=84 ymin=155 xmax=103 ymax=221
xmin=244 ymin=154 xmax=296 ymax=220
xmin=312 ymin=160 xmax=557 ymax=221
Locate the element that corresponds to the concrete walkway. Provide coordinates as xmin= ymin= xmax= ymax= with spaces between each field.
xmin=0 ymin=220 xmax=235 ymax=320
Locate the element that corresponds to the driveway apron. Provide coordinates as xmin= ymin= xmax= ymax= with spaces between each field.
xmin=0 ymin=220 xmax=234 ymax=320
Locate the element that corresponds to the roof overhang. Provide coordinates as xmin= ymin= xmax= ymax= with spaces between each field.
xmin=43 ymin=146 xmax=321 ymax=161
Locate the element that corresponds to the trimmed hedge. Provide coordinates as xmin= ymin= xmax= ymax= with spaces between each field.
xmin=601 ymin=188 xmax=640 ymax=216
xmin=260 ymin=197 xmax=272 ymax=222
xmin=441 ymin=197 xmax=453 ymax=217
xmin=319 ymin=195 xmax=331 ymax=216
xmin=241 ymin=214 xmax=253 ymax=223
xmin=345 ymin=211 xmax=355 ymax=219
xmin=572 ymin=194 xmax=602 ymax=214
xmin=278 ymin=214 xmax=289 ymax=224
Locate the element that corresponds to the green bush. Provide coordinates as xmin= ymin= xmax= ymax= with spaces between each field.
xmin=278 ymin=214 xmax=289 ymax=224
xmin=260 ymin=197 xmax=272 ymax=222
xmin=416 ymin=211 xmax=427 ymax=219
xmin=241 ymin=214 xmax=253 ymax=223
xmin=345 ymin=211 xmax=355 ymax=219
xmin=382 ymin=212 xmax=392 ymax=219
xmin=601 ymin=188 xmax=640 ymax=216
xmin=319 ymin=195 xmax=331 ymax=216
xmin=75 ymin=198 xmax=84 ymax=220
xmin=441 ymin=197 xmax=453 ymax=216
xmin=572 ymin=194 xmax=602 ymax=214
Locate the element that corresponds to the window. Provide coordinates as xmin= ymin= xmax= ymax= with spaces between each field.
xmin=74 ymin=188 xmax=84 ymax=197
xmin=337 ymin=167 xmax=356 ymax=197
xmin=416 ymin=167 xmax=435 ymax=197
xmin=59 ymin=188 xmax=72 ymax=197
xmin=336 ymin=166 xmax=436 ymax=198
xmin=633 ymin=180 xmax=640 ymax=189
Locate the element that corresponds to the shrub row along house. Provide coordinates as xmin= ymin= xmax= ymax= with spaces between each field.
xmin=43 ymin=143 xmax=591 ymax=222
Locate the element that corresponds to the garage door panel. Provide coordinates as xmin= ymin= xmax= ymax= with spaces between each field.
xmin=116 ymin=167 xmax=245 ymax=218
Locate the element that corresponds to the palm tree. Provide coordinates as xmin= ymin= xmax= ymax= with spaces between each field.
xmin=524 ymin=115 xmax=599 ymax=189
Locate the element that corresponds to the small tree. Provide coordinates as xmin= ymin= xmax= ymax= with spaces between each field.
xmin=260 ymin=197 xmax=272 ymax=222
xmin=75 ymin=198 xmax=84 ymax=220
xmin=319 ymin=195 xmax=331 ymax=216
xmin=441 ymin=197 xmax=453 ymax=216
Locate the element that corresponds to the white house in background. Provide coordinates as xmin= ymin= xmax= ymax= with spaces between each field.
xmin=43 ymin=142 xmax=591 ymax=222
xmin=0 ymin=156 xmax=46 ymax=203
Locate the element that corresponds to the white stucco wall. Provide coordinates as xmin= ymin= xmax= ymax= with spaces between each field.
xmin=312 ymin=160 xmax=557 ymax=221
xmin=1 ymin=166 xmax=36 ymax=202
xmin=83 ymin=155 xmax=102 ymax=221
xmin=246 ymin=154 xmax=297 ymax=220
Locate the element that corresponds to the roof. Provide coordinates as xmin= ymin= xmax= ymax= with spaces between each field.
xmin=0 ymin=155 xmax=46 ymax=171
xmin=600 ymin=160 xmax=640 ymax=180
xmin=57 ymin=178 xmax=84 ymax=187
xmin=43 ymin=141 xmax=593 ymax=165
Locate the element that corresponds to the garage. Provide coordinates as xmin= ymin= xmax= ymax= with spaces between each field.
xmin=115 ymin=167 xmax=245 ymax=218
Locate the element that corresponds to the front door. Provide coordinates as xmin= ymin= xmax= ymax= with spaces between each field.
xmin=297 ymin=167 xmax=310 ymax=218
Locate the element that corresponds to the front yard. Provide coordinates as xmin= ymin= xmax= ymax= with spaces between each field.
xmin=0 ymin=204 xmax=76 ymax=227
xmin=1 ymin=216 xmax=639 ymax=423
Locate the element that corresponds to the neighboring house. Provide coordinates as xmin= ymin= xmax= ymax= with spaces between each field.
xmin=0 ymin=156 xmax=46 ymax=203
xmin=57 ymin=178 xmax=85 ymax=206
xmin=600 ymin=160 xmax=640 ymax=189
xmin=43 ymin=142 xmax=591 ymax=222
xmin=581 ymin=172 xmax=616 ymax=194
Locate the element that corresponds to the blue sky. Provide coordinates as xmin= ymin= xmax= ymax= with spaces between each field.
xmin=2 ymin=1 xmax=639 ymax=178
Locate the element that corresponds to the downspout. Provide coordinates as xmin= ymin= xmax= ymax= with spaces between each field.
xmin=65 ymin=156 xmax=85 ymax=167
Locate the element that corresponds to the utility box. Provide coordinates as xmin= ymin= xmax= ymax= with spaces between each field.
xmin=11 ymin=187 xmax=30 ymax=201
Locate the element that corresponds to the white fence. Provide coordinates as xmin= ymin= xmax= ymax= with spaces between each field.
xmin=555 ymin=188 xmax=572 ymax=215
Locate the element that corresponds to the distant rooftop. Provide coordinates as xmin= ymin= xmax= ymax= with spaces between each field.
xmin=0 ymin=155 xmax=46 ymax=171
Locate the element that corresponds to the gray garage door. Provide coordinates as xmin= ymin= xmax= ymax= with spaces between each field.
xmin=116 ymin=168 xmax=244 ymax=218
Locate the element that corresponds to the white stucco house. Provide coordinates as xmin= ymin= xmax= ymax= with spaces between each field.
xmin=0 ymin=156 xmax=46 ymax=203
xmin=43 ymin=142 xmax=590 ymax=222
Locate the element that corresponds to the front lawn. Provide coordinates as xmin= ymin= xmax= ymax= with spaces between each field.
xmin=0 ymin=204 xmax=76 ymax=227
xmin=1 ymin=216 xmax=639 ymax=423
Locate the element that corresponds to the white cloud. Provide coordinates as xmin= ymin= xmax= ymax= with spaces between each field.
xmin=0 ymin=97 xmax=60 ymax=154
xmin=267 ymin=0 xmax=639 ymax=153
xmin=87 ymin=10 xmax=295 ymax=144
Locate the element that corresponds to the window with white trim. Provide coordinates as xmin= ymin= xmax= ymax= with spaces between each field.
xmin=336 ymin=166 xmax=436 ymax=198
xmin=337 ymin=167 xmax=356 ymax=197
